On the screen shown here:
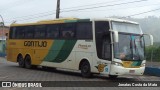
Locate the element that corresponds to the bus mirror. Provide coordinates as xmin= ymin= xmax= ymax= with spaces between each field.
xmin=143 ymin=34 xmax=153 ymax=46
xmin=149 ymin=35 xmax=153 ymax=46
xmin=110 ymin=30 xmax=119 ymax=43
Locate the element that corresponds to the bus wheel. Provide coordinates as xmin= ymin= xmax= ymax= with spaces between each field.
xmin=18 ymin=55 xmax=24 ymax=68
xmin=109 ymin=75 xmax=118 ymax=79
xmin=80 ymin=61 xmax=92 ymax=78
xmin=24 ymin=55 xmax=32 ymax=69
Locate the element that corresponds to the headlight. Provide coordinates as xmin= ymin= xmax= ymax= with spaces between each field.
xmin=112 ymin=61 xmax=123 ymax=66
xmin=141 ymin=63 xmax=145 ymax=67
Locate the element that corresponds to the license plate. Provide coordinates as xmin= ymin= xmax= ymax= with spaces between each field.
xmin=129 ymin=70 xmax=135 ymax=73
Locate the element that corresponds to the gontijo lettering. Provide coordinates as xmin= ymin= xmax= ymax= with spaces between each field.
xmin=24 ymin=41 xmax=47 ymax=47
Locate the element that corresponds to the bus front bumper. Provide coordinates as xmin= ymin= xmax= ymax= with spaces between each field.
xmin=109 ymin=65 xmax=145 ymax=76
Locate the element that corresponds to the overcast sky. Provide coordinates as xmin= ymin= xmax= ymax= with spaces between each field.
xmin=0 ymin=0 xmax=160 ymax=25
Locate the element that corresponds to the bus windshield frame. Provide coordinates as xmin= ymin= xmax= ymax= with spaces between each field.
xmin=111 ymin=21 xmax=145 ymax=61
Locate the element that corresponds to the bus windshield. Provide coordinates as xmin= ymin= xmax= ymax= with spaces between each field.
xmin=112 ymin=21 xmax=142 ymax=34
xmin=112 ymin=22 xmax=145 ymax=61
xmin=114 ymin=34 xmax=145 ymax=61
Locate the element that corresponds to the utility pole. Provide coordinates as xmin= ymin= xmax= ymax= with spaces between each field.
xmin=56 ymin=0 xmax=60 ymax=18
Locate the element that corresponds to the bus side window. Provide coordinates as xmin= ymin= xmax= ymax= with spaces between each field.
xmin=46 ymin=24 xmax=59 ymax=39
xmin=16 ymin=27 xmax=25 ymax=39
xmin=10 ymin=27 xmax=16 ymax=39
xmin=76 ymin=22 xmax=92 ymax=39
xmin=17 ymin=28 xmax=26 ymax=39
xmin=25 ymin=26 xmax=34 ymax=39
xmin=34 ymin=25 xmax=46 ymax=39
xmin=60 ymin=23 xmax=75 ymax=39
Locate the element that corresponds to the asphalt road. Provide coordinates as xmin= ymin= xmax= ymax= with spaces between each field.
xmin=0 ymin=57 xmax=160 ymax=90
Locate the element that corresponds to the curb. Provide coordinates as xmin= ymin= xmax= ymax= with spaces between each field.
xmin=144 ymin=67 xmax=160 ymax=77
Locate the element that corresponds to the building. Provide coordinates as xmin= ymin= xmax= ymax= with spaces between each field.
xmin=0 ymin=26 xmax=9 ymax=57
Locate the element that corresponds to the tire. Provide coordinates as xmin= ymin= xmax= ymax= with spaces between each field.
xmin=24 ymin=55 xmax=32 ymax=69
xmin=109 ymin=75 xmax=118 ymax=79
xmin=18 ymin=55 xmax=24 ymax=68
xmin=80 ymin=61 xmax=92 ymax=78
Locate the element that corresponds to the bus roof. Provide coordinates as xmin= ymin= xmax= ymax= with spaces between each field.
xmin=10 ymin=18 xmax=138 ymax=27
xmin=91 ymin=18 xmax=139 ymax=24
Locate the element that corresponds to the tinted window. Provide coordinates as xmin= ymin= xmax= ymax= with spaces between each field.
xmin=34 ymin=25 xmax=46 ymax=39
xmin=60 ymin=23 xmax=75 ymax=39
xmin=25 ymin=26 xmax=34 ymax=39
xmin=10 ymin=27 xmax=16 ymax=39
xmin=95 ymin=21 xmax=111 ymax=60
xmin=76 ymin=22 xmax=92 ymax=39
xmin=18 ymin=27 xmax=26 ymax=39
xmin=10 ymin=26 xmax=26 ymax=39
xmin=46 ymin=24 xmax=59 ymax=39
xmin=102 ymin=36 xmax=111 ymax=60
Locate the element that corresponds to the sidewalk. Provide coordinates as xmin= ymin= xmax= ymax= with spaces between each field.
xmin=0 ymin=56 xmax=6 ymax=60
